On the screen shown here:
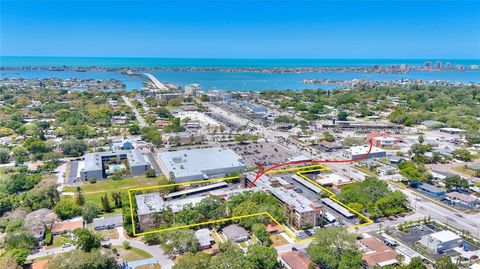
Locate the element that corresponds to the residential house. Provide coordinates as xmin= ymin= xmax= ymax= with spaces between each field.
xmin=195 ymin=229 xmax=214 ymax=250
xmin=51 ymin=218 xmax=84 ymax=235
xmin=280 ymin=251 xmax=316 ymax=269
xmin=92 ymin=214 xmax=123 ymax=230
xmin=360 ymin=237 xmax=398 ymax=268
xmin=222 ymin=224 xmax=249 ymax=242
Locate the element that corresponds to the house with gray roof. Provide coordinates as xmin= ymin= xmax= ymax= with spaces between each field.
xmin=195 ymin=229 xmax=214 ymax=249
xmin=93 ymin=214 xmax=123 ymax=230
xmin=222 ymin=224 xmax=249 ymax=242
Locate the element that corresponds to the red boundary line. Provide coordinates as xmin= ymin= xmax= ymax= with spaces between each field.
xmin=248 ymin=138 xmax=374 ymax=188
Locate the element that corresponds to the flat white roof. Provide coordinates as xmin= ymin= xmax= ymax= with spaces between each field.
xmin=158 ymin=147 xmax=245 ymax=179
xmin=316 ymin=173 xmax=349 ymax=185
xmin=430 ymin=230 xmax=461 ymax=242
xmin=350 ymin=146 xmax=386 ymax=155
xmin=136 ymin=193 xmax=164 ymax=215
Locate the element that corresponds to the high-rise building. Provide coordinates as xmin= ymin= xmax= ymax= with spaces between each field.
xmin=424 ymin=61 xmax=432 ymax=69
xmin=435 ymin=60 xmax=442 ymax=69
xmin=445 ymin=62 xmax=452 ymax=69
xmin=184 ymin=83 xmax=201 ymax=95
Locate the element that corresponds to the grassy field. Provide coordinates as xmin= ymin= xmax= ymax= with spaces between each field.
xmin=354 ymin=165 xmax=378 ymax=176
xmin=114 ymin=246 xmax=152 ymax=262
xmin=62 ymin=175 xmax=167 ymax=205
xmin=452 ymin=165 xmax=477 ymax=177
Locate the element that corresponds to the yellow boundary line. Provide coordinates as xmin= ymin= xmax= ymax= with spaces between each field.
xmin=128 ymin=164 xmax=374 ymax=243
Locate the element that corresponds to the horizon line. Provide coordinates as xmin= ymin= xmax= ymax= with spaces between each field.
xmin=2 ymin=55 xmax=480 ymax=61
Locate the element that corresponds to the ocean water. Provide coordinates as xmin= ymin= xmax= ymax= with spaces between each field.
xmin=1 ymin=57 xmax=479 ymax=91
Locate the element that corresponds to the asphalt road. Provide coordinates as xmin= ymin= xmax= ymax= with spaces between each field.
xmin=123 ymin=96 xmax=147 ymax=127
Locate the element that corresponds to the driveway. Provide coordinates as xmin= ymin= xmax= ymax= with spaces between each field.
xmin=55 ymin=162 xmax=67 ymax=192
xmin=111 ymin=227 xmax=173 ymax=269
xmin=145 ymin=152 xmax=162 ymax=174
xmin=27 ymin=246 xmax=76 ymax=260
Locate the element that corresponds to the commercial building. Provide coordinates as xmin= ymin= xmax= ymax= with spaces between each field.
xmin=159 ymin=93 xmax=182 ymax=100
xmin=373 ymin=137 xmax=397 ymax=148
xmin=79 ymin=150 xmax=151 ymax=181
xmin=184 ymin=83 xmax=201 ymax=96
xmin=418 ymin=183 xmax=446 ymax=196
xmin=344 ymin=146 xmax=387 ymax=160
xmin=318 ymin=141 xmax=342 ymax=152
xmin=420 ymin=230 xmax=462 ymax=253
xmin=430 ymin=169 xmax=455 ymax=180
xmin=316 ymin=173 xmax=351 ymax=188
xmin=445 ymin=192 xmax=478 ymax=207
xmin=158 ymin=147 xmax=246 ymax=182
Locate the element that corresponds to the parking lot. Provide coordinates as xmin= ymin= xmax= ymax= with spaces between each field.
xmin=230 ymin=141 xmax=292 ymax=167
xmin=217 ymin=102 xmax=268 ymax=126
xmin=67 ymin=161 xmax=80 ymax=186
xmin=390 ymin=224 xmax=467 ymax=260
xmin=205 ymin=112 xmax=239 ymax=130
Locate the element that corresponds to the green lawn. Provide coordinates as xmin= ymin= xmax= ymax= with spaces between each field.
xmin=115 ymin=246 xmax=152 ymax=262
xmin=47 ymin=234 xmax=73 ymax=249
xmin=62 ymin=175 xmax=167 ymax=205
xmin=354 ymin=165 xmax=378 ymax=176
xmin=452 ymin=165 xmax=477 ymax=177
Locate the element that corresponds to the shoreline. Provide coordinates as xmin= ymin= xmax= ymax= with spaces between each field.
xmin=1 ymin=65 xmax=479 ymax=75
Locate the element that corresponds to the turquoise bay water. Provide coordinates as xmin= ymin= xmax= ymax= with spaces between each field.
xmin=1 ymin=57 xmax=479 ymax=91
xmin=1 ymin=56 xmax=480 ymax=68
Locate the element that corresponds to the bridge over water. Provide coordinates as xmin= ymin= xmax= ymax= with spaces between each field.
xmin=142 ymin=73 xmax=169 ymax=91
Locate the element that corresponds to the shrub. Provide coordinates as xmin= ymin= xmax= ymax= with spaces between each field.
xmin=45 ymin=230 xmax=53 ymax=245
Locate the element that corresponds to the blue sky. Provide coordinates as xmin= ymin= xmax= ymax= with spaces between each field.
xmin=1 ymin=0 xmax=479 ymax=58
